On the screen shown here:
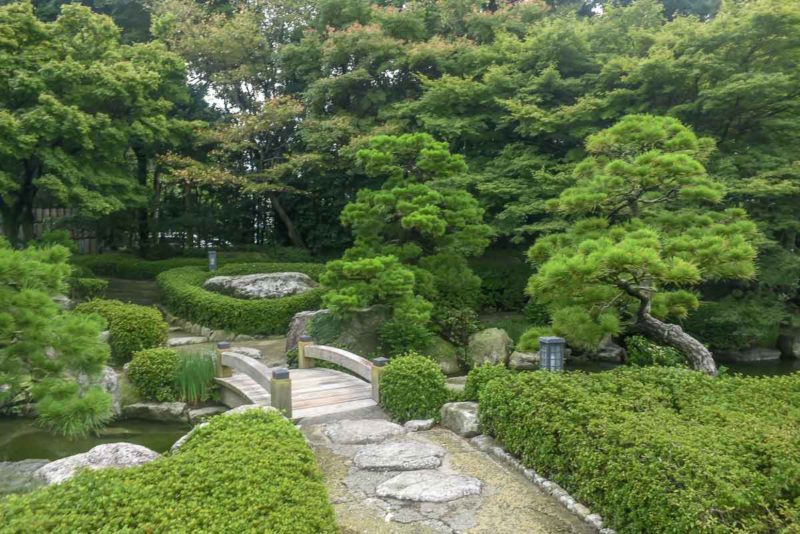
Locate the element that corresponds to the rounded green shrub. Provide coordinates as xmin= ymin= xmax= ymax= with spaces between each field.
xmin=0 ymin=410 xmax=337 ymax=533
xmin=379 ymin=353 xmax=449 ymax=422
xmin=517 ymin=325 xmax=554 ymax=352
xmin=463 ymin=364 xmax=512 ymax=402
xmin=378 ymin=319 xmax=433 ymax=356
xmin=156 ymin=263 xmax=325 ymax=336
xmin=128 ymin=348 xmax=180 ymax=401
xmin=75 ymin=299 xmax=168 ymax=362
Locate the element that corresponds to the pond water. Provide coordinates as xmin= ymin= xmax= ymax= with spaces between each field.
xmin=0 ymin=418 xmax=190 ymax=462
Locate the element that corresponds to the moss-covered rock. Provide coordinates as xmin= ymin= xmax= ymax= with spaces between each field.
xmin=467 ymin=328 xmax=513 ymax=368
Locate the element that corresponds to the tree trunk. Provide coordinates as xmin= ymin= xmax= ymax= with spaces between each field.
xmin=1 ymin=206 xmax=20 ymax=247
xmin=634 ymin=312 xmax=718 ymax=376
xmin=136 ymin=151 xmax=150 ymax=253
xmin=270 ymin=194 xmax=306 ymax=249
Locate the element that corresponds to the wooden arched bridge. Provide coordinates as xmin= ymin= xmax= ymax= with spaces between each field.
xmin=214 ymin=338 xmax=387 ymax=420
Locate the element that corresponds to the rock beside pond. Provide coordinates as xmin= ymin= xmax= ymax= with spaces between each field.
xmin=167 ymin=336 xmax=208 ymax=347
xmin=0 ymin=460 xmax=49 ymax=495
xmin=122 ymin=401 xmax=188 ymax=423
xmin=592 ymin=335 xmax=626 ymax=363
xmin=509 ymin=350 xmax=539 ymax=370
xmin=35 ymin=443 xmax=160 ymax=485
xmin=227 ymin=346 xmax=262 ymax=359
xmin=716 ymin=347 xmax=782 ymax=362
xmin=467 ymin=328 xmax=513 ymax=367
xmin=188 ymin=405 xmax=228 ymax=423
xmin=77 ymin=366 xmax=121 ymax=417
xmin=203 ymin=272 xmax=317 ymax=300
xmin=441 ymin=402 xmax=480 ymax=438
xmin=778 ymin=332 xmax=800 ymax=359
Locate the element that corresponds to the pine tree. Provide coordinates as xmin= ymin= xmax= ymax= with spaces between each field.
xmin=527 ymin=115 xmax=759 ymax=375
xmin=0 ymin=239 xmax=112 ymax=436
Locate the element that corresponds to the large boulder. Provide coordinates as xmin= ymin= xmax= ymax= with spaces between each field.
xmin=77 ymin=366 xmax=121 ymax=417
xmin=285 ymin=306 xmax=390 ymax=357
xmin=440 ymin=402 xmax=480 ymax=438
xmin=285 ymin=309 xmax=329 ymax=353
xmin=34 ymin=443 xmax=160 ymax=485
xmin=203 ymin=272 xmax=317 ymax=300
xmin=467 ymin=328 xmax=513 ymax=367
xmin=716 ymin=347 xmax=782 ymax=363
xmin=592 ymin=335 xmax=626 ymax=363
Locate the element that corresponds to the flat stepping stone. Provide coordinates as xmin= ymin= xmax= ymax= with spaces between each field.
xmin=376 ymin=471 xmax=482 ymax=502
xmin=354 ymin=441 xmax=445 ymax=471
xmin=325 ymin=419 xmax=405 ymax=444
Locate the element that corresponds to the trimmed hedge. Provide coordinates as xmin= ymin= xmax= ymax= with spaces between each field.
xmin=462 ymin=364 xmax=511 ymax=402
xmin=379 ymin=353 xmax=449 ymax=422
xmin=156 ymin=263 xmax=325 ymax=336
xmin=479 ymin=368 xmax=800 ymax=533
xmin=128 ymin=348 xmax=181 ymax=401
xmin=72 ymin=249 xmax=317 ymax=280
xmin=74 ymin=299 xmax=168 ymax=362
xmin=0 ymin=410 xmax=337 ymax=533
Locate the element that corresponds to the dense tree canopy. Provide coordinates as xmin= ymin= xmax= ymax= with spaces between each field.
xmin=2 ymin=0 xmax=800 ymax=368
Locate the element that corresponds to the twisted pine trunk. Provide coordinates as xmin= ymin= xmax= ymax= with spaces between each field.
xmin=635 ymin=311 xmax=718 ymax=376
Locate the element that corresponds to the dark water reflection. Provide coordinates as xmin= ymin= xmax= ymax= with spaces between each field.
xmin=0 ymin=418 xmax=189 ymax=461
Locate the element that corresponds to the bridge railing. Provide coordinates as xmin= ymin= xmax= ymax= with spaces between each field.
xmin=297 ymin=336 xmax=388 ymax=402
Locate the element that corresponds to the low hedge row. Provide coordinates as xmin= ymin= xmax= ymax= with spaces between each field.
xmin=156 ymin=263 xmax=325 ymax=335
xmin=72 ymin=249 xmax=317 ymax=280
xmin=479 ymin=368 xmax=800 ymax=533
xmin=0 ymin=409 xmax=337 ymax=533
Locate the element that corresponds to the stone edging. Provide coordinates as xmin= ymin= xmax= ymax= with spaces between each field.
xmin=162 ymin=309 xmax=262 ymax=342
xmin=469 ymin=434 xmax=616 ymax=534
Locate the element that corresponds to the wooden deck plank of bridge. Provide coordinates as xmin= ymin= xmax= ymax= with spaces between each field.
xmin=293 ymin=398 xmax=377 ymax=419
xmin=292 ymin=389 xmax=372 ymax=409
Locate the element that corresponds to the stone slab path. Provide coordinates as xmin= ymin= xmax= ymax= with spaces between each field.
xmin=303 ymin=418 xmax=594 ymax=534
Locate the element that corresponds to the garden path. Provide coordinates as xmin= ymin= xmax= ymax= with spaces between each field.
xmin=302 ymin=415 xmax=594 ymax=534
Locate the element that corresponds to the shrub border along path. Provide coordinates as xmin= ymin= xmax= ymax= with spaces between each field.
xmin=156 ymin=263 xmax=325 ymax=336
xmin=0 ymin=410 xmax=337 ymax=533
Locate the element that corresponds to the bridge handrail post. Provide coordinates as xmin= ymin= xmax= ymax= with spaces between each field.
xmin=215 ymin=341 xmax=233 ymax=377
xmin=270 ymin=368 xmax=292 ymax=418
xmin=371 ymin=357 xmax=389 ymax=403
xmin=297 ymin=334 xmax=315 ymax=369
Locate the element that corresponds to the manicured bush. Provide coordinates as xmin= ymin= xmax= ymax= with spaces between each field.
xmin=479 ymin=368 xmax=800 ymax=533
xmin=0 ymin=410 xmax=337 ymax=533
xmin=517 ymin=325 xmax=554 ymax=351
xmin=379 ymin=353 xmax=449 ymax=422
xmin=624 ymin=335 xmax=684 ymax=367
xmin=67 ymin=277 xmax=108 ymax=301
xmin=462 ymin=364 xmax=512 ymax=402
xmin=74 ymin=299 xmax=168 ymax=361
xmin=128 ymin=348 xmax=181 ymax=401
xmin=156 ymin=263 xmax=325 ymax=335
xmin=72 ymin=249 xmax=318 ymax=280
xmin=378 ymin=319 xmax=433 ymax=356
